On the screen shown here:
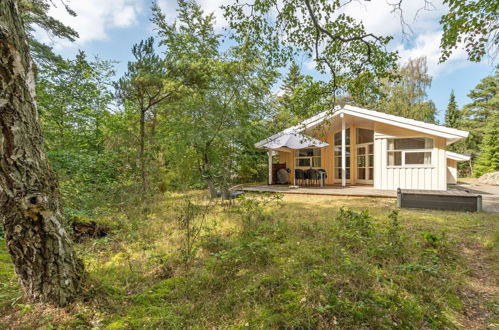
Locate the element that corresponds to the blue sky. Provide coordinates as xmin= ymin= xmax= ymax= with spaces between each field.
xmin=38 ymin=0 xmax=496 ymax=123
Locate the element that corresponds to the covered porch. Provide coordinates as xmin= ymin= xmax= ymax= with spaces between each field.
xmin=262 ymin=112 xmax=375 ymax=188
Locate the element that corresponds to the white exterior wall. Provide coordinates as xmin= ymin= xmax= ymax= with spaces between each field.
xmin=373 ymin=123 xmax=447 ymax=190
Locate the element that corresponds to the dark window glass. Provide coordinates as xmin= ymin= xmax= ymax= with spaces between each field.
xmin=334 ymin=128 xmax=350 ymax=145
xmin=389 ymin=138 xmax=433 ymax=150
xmin=405 ymin=152 xmax=431 ymax=165
xmin=388 ymin=151 xmax=402 ymax=166
xmin=356 ymin=128 xmax=373 ymax=144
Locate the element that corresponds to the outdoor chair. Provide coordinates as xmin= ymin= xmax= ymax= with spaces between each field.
xmin=295 ymin=169 xmax=305 ymax=186
xmin=307 ymin=169 xmax=321 ymax=186
xmin=216 ymin=184 xmax=245 ymax=200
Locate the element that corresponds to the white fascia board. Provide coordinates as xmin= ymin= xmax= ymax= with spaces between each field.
xmin=446 ymin=151 xmax=471 ymax=161
xmin=342 ymin=105 xmax=469 ymax=140
xmin=256 ymin=105 xmax=469 ymax=148
xmin=254 ymin=108 xmax=337 ymax=148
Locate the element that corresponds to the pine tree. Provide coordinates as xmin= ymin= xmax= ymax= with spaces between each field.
xmin=282 ymin=61 xmax=304 ymax=94
xmin=444 ymin=90 xmax=459 ymax=128
xmin=460 ymin=69 xmax=499 ymax=161
xmin=474 ymin=113 xmax=499 ymax=176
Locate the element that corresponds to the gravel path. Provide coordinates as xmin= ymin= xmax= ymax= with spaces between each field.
xmin=452 ymin=182 xmax=499 ymax=213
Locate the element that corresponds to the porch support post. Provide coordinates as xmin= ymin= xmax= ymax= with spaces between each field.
xmin=341 ymin=114 xmax=346 ymax=187
xmin=268 ymin=150 xmax=273 ymax=185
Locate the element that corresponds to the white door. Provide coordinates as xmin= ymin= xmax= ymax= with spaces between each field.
xmin=357 ymin=143 xmax=374 ymax=184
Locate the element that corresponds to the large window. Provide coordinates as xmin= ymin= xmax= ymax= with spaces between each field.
xmin=387 ymin=137 xmax=433 ymax=166
xmin=296 ymin=148 xmax=322 ymax=168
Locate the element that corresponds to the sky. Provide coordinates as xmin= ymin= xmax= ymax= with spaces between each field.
xmin=36 ymin=0 xmax=496 ymax=123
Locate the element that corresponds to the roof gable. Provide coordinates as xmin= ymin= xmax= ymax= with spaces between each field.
xmin=256 ymin=105 xmax=469 ymax=147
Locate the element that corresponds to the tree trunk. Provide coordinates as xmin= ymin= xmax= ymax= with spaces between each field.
xmin=0 ymin=0 xmax=83 ymax=306
xmin=139 ymin=108 xmax=146 ymax=190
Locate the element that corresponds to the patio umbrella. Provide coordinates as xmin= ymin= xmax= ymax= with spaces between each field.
xmin=261 ymin=133 xmax=329 ymax=150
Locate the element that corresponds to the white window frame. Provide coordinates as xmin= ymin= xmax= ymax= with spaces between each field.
xmin=295 ymin=148 xmax=322 ymax=169
xmin=387 ymin=137 xmax=434 ymax=168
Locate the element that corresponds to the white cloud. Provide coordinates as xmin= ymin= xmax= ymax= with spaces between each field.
xmin=35 ymin=0 xmax=143 ymax=49
xmin=304 ymin=60 xmax=316 ymax=71
xmin=335 ymin=0 xmax=471 ymax=77
xmin=396 ymin=31 xmax=469 ymax=77
xmin=156 ymin=0 xmax=230 ymax=31
xmin=338 ymin=0 xmax=446 ymax=41
xmin=197 ymin=0 xmax=231 ymax=30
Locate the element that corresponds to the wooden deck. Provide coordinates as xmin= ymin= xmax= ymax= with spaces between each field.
xmin=242 ymin=185 xmax=397 ymax=198
xmin=397 ymin=188 xmax=481 ymax=212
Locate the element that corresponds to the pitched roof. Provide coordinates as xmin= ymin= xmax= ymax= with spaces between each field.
xmin=256 ymin=105 xmax=469 ymax=148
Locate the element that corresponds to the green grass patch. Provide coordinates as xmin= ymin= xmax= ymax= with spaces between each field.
xmin=0 ymin=193 xmax=497 ymax=329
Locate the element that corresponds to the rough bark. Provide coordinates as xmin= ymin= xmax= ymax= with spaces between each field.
xmin=0 ymin=0 xmax=83 ymax=306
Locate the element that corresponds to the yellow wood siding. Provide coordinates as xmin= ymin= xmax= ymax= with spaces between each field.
xmin=447 ymin=159 xmax=458 ymax=184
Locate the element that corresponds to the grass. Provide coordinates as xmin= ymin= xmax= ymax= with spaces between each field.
xmin=0 ymin=192 xmax=497 ymax=329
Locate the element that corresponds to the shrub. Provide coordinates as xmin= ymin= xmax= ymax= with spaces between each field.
xmin=176 ymin=197 xmax=214 ymax=262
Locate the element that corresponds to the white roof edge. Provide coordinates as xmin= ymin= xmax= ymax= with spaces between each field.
xmin=256 ymin=105 xmax=469 ymax=148
xmin=254 ymin=108 xmax=336 ymax=148
xmin=446 ymin=151 xmax=471 ymax=161
xmin=343 ymin=105 xmax=469 ymax=138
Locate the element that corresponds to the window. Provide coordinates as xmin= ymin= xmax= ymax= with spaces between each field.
xmin=356 ymin=128 xmax=373 ymax=144
xmin=296 ymin=148 xmax=321 ymax=168
xmin=387 ymin=137 xmax=433 ymax=166
xmin=334 ymin=128 xmax=350 ymax=146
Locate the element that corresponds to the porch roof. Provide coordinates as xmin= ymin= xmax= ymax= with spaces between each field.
xmin=446 ymin=151 xmax=471 ymax=161
xmin=256 ymin=105 xmax=469 ymax=148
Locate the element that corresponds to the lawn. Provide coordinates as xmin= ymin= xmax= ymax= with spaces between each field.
xmin=0 ymin=193 xmax=497 ymax=329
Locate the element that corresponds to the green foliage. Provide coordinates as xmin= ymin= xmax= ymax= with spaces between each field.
xmin=439 ymin=0 xmax=499 ymax=63
xmin=115 ymin=37 xmax=179 ymax=191
xmin=101 ymin=203 xmax=466 ymax=328
xmin=456 ymin=68 xmax=498 ymax=174
xmin=223 ymin=0 xmax=398 ymax=103
xmin=375 ymin=57 xmax=437 ymax=123
xmin=36 ymin=51 xmax=141 ymax=220
xmin=474 ymin=112 xmax=499 ymax=176
xmin=19 ymin=0 xmax=78 ymax=64
xmin=445 ymin=90 xmax=460 ymax=128
xmin=272 ymin=62 xmax=331 ymax=131
xmin=0 ymin=242 xmax=19 ymax=310
xmin=176 ymin=198 xmax=213 ymax=261
xmin=336 ymin=207 xmax=374 ymax=239
xmin=234 ymin=193 xmax=283 ymax=232
xmin=151 ymin=1 xmax=278 ymax=194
